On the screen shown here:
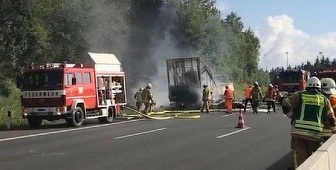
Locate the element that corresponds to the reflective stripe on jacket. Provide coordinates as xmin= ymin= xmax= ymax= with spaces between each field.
xmin=292 ymin=92 xmax=325 ymax=137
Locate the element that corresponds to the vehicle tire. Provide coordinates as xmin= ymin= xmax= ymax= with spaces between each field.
xmin=27 ymin=117 xmax=42 ymax=129
xmin=71 ymin=107 xmax=84 ymax=127
xmin=98 ymin=107 xmax=114 ymax=124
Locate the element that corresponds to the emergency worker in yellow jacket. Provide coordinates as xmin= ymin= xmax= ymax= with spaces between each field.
xmin=282 ymin=76 xmax=336 ymax=169
xmin=201 ymin=84 xmax=211 ymax=113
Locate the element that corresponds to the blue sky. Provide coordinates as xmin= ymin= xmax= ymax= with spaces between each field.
xmin=215 ymin=0 xmax=336 ymax=69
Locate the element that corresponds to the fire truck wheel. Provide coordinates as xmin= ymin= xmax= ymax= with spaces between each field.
xmin=72 ymin=107 xmax=84 ymax=127
xmin=98 ymin=107 xmax=114 ymax=124
xmin=27 ymin=117 xmax=42 ymax=129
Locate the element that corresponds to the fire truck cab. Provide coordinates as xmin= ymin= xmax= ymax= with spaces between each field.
xmin=273 ymin=68 xmax=310 ymax=102
xmin=17 ymin=52 xmax=127 ymax=128
xmin=315 ymin=69 xmax=336 ymax=81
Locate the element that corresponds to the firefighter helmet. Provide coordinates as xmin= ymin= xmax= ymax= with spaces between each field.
xmin=203 ymin=84 xmax=208 ymax=88
xmin=306 ymin=76 xmax=321 ymax=89
xmin=139 ymin=87 xmax=144 ymax=91
xmin=268 ymin=84 xmax=273 ymax=88
xmin=321 ymin=78 xmax=336 ymax=94
xmin=254 ymin=81 xmax=259 ymax=86
xmin=147 ymin=83 xmax=152 ymax=89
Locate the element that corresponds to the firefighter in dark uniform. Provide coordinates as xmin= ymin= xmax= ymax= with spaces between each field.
xmin=251 ymin=81 xmax=263 ymax=114
xmin=134 ymin=87 xmax=144 ymax=112
xmin=282 ymin=76 xmax=336 ymax=169
xmin=142 ymin=83 xmax=155 ymax=115
xmin=201 ymin=84 xmax=211 ymax=113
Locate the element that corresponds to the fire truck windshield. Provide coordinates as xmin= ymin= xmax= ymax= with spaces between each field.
xmin=23 ymin=71 xmax=62 ymax=90
xmin=280 ymin=71 xmax=301 ymax=83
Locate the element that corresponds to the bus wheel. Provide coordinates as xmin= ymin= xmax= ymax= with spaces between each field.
xmin=72 ymin=107 xmax=84 ymax=127
xmin=27 ymin=117 xmax=42 ymax=129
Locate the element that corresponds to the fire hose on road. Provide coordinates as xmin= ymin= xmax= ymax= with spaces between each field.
xmin=123 ymin=106 xmax=201 ymax=120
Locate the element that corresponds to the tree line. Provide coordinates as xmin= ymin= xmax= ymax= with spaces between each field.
xmin=0 ymin=0 xmax=268 ymax=97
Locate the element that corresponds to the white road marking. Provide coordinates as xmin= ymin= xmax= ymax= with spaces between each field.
xmin=114 ymin=128 xmax=167 ymax=139
xmin=0 ymin=119 xmax=142 ymax=143
xmin=216 ymin=127 xmax=251 ymax=139
xmin=221 ymin=113 xmax=239 ymax=117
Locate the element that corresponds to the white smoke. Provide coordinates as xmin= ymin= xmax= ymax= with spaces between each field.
xmin=256 ymin=15 xmax=336 ymax=69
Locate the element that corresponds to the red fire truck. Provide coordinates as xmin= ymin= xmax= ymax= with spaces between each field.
xmin=273 ymin=68 xmax=310 ymax=102
xmin=315 ymin=69 xmax=336 ymax=81
xmin=17 ymin=52 xmax=127 ymax=128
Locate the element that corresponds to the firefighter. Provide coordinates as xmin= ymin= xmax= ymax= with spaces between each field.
xmin=320 ymin=78 xmax=336 ymax=109
xmin=243 ymin=85 xmax=253 ymax=113
xmin=251 ymin=81 xmax=263 ymax=114
xmin=282 ymin=76 xmax=336 ymax=169
xmin=201 ymin=84 xmax=211 ymax=113
xmin=320 ymin=78 xmax=336 ymax=140
xmin=134 ymin=87 xmax=144 ymax=112
xmin=265 ymin=84 xmax=276 ymax=113
xmin=224 ymin=85 xmax=234 ymax=114
xmin=273 ymin=85 xmax=280 ymax=105
xmin=142 ymin=83 xmax=155 ymax=115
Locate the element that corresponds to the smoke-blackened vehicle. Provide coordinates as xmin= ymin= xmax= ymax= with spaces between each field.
xmin=166 ymin=57 xmax=217 ymax=108
xmin=17 ymin=52 xmax=127 ymax=128
xmin=273 ymin=68 xmax=310 ymax=102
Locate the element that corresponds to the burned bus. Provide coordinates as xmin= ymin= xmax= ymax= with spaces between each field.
xmin=166 ymin=57 xmax=216 ymax=108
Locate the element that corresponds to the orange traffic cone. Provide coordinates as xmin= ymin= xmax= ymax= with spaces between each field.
xmin=235 ymin=110 xmax=246 ymax=128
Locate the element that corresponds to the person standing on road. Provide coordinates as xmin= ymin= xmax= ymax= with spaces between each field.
xmin=320 ymin=78 xmax=336 ymax=140
xmin=142 ymin=83 xmax=155 ymax=115
xmin=282 ymin=76 xmax=336 ymax=169
xmin=251 ymin=81 xmax=263 ymax=114
xmin=134 ymin=87 xmax=144 ymax=112
xmin=201 ymin=84 xmax=211 ymax=113
xmin=265 ymin=84 xmax=276 ymax=113
xmin=273 ymin=85 xmax=280 ymax=105
xmin=224 ymin=85 xmax=234 ymax=114
xmin=244 ymin=85 xmax=253 ymax=113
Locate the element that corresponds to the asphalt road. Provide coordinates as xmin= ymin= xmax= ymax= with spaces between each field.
xmin=0 ymin=107 xmax=293 ymax=170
